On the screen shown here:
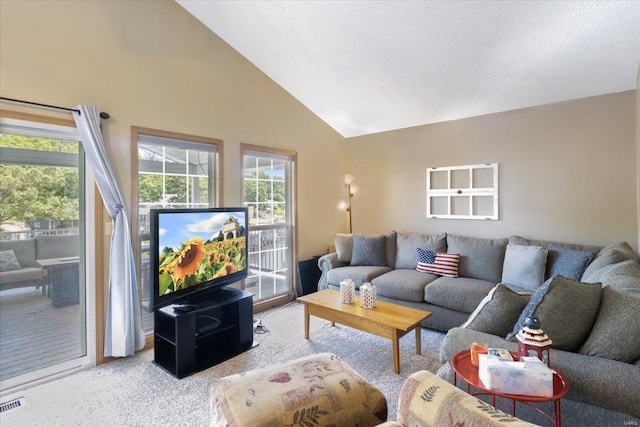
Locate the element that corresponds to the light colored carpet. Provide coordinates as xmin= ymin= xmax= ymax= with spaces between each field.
xmin=0 ymin=301 xmax=444 ymax=426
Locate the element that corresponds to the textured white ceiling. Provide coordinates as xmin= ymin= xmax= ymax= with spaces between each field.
xmin=177 ymin=1 xmax=640 ymax=138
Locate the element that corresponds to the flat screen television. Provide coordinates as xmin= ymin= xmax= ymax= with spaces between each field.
xmin=148 ymin=207 xmax=248 ymax=311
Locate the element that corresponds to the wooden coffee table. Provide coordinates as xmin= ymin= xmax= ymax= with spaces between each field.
xmin=297 ymin=289 xmax=431 ymax=374
xmin=451 ymin=349 xmax=569 ymax=426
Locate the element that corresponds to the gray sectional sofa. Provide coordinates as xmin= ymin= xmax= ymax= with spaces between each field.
xmin=317 ymin=232 xmax=640 ymax=421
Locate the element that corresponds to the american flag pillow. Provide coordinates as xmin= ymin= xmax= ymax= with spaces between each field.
xmin=416 ymin=247 xmax=460 ymax=278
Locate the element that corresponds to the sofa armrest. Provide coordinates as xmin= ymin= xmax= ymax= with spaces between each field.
xmin=317 ymin=253 xmax=348 ymax=290
xmin=388 ymin=370 xmax=536 ymax=426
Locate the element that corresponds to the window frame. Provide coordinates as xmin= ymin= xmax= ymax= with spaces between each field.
xmin=130 ymin=126 xmax=223 ymax=332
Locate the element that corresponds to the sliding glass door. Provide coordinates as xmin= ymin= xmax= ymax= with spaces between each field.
xmin=0 ymin=114 xmax=89 ymax=391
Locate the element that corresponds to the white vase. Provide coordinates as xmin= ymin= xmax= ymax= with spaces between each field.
xmin=340 ymin=280 xmax=355 ymax=304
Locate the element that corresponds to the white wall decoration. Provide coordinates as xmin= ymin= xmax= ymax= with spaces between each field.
xmin=426 ymin=163 xmax=499 ymax=220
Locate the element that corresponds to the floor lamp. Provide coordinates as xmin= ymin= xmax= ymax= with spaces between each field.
xmin=339 ymin=173 xmax=357 ymax=234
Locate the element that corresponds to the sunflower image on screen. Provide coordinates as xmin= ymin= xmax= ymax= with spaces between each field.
xmin=157 ymin=216 xmax=247 ymax=296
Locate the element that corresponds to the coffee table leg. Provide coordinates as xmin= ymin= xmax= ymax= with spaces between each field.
xmin=415 ymin=325 xmax=422 ymax=355
xmin=555 ymin=398 xmax=561 ymax=427
xmin=392 ymin=329 xmax=400 ymax=374
xmin=303 ymin=303 xmax=310 ymax=340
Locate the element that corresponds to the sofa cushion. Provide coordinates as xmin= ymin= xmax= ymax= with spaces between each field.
xmin=351 ymin=234 xmax=387 ymax=266
xmin=461 ymin=284 xmax=531 ymax=337
xmin=416 ymin=249 xmax=459 ymax=278
xmin=546 ymin=243 xmax=593 ymax=281
xmin=446 ymin=235 xmax=508 ymax=283
xmin=326 ymin=266 xmax=392 ymax=288
xmin=506 ymin=276 xmax=602 ymax=351
xmin=509 ymin=235 xmax=602 ymax=259
xmin=501 ymin=244 xmax=547 ymax=292
xmin=395 ymin=232 xmax=447 ymax=269
xmin=424 ymin=276 xmax=496 ymax=314
xmin=581 ymin=241 xmax=640 ymax=284
xmin=372 ymin=269 xmax=438 ymax=302
xmin=579 ymin=286 xmax=640 ymax=363
xmin=0 ymin=249 xmax=22 ymax=272
xmin=334 ymin=234 xmax=353 ymax=263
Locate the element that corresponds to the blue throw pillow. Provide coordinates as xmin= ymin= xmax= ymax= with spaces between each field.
xmin=350 ymin=234 xmax=387 ymax=266
xmin=546 ymin=243 xmax=593 ymax=280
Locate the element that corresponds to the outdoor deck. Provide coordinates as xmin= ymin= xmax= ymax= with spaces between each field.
xmin=0 ymin=286 xmax=155 ymax=382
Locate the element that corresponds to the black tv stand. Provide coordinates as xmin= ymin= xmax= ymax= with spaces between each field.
xmin=153 ymin=287 xmax=253 ymax=378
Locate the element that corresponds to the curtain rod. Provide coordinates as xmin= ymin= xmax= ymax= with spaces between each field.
xmin=0 ymin=96 xmax=110 ymax=119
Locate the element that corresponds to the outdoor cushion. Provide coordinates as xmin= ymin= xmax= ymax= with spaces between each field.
xmin=446 ymin=234 xmax=508 ymax=283
xmin=501 ymin=243 xmax=547 ymax=291
xmin=372 ymin=268 xmax=438 ymax=302
xmin=461 ymin=284 xmax=531 ymax=337
xmin=424 ymin=276 xmax=495 ymax=314
xmin=0 ymin=249 xmax=22 ymax=272
xmin=0 ymin=238 xmax=38 ymax=268
xmin=579 ymin=286 xmax=640 ymax=363
xmin=507 ymin=276 xmax=602 ymax=352
xmin=395 ymin=232 xmax=447 ymax=269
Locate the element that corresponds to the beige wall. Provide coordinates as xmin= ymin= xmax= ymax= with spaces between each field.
xmin=0 ymin=0 xmax=347 ymax=260
xmin=345 ymin=91 xmax=639 ymax=252
xmin=2 ymin=0 xmax=638 ymax=258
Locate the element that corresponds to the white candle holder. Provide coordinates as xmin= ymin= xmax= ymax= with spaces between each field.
xmin=340 ymin=279 xmax=355 ymax=304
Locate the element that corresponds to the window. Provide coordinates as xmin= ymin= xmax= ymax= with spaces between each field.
xmin=242 ymin=145 xmax=297 ymax=304
xmin=426 ymin=163 xmax=499 ymax=220
xmin=132 ymin=127 xmax=222 ymax=331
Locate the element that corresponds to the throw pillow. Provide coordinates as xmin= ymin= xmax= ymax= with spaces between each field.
xmin=446 ymin=234 xmax=508 ymax=283
xmin=350 ymin=234 xmax=387 ymax=267
xmin=0 ymin=249 xmax=22 ymax=272
xmin=506 ymin=275 xmax=602 ymax=351
xmin=334 ymin=234 xmax=353 ymax=263
xmin=416 ymin=248 xmax=459 ymax=277
xmin=579 ymin=286 xmax=640 ymax=363
xmin=461 ymin=284 xmax=532 ymax=337
xmin=546 ymin=243 xmax=593 ymax=281
xmin=395 ymin=232 xmax=447 ymax=269
xmin=501 ymin=244 xmax=548 ymax=292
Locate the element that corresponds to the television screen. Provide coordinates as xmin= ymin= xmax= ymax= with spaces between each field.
xmin=149 ymin=207 xmax=248 ymax=311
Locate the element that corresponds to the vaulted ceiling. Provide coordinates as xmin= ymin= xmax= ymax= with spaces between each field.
xmin=177 ymin=1 xmax=640 ymax=138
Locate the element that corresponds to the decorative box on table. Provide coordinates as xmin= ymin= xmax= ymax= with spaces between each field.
xmin=478 ymin=354 xmax=553 ymax=397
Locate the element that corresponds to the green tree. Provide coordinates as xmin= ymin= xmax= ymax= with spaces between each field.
xmin=0 ymin=135 xmax=79 ymax=223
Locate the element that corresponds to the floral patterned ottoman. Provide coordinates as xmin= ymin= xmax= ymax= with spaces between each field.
xmin=210 ymin=353 xmax=388 ymax=426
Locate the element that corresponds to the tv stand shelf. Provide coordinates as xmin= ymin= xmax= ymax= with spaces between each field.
xmin=153 ymin=287 xmax=253 ymax=379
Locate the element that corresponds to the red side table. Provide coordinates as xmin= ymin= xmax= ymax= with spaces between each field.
xmin=451 ymin=349 xmax=569 ymax=426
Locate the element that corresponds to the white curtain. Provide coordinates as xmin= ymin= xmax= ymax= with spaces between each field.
xmin=73 ymin=105 xmax=145 ymax=357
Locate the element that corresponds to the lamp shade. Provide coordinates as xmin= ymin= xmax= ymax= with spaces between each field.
xmin=344 ymin=173 xmax=354 ymax=185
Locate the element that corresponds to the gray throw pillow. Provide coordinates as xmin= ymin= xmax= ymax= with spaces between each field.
xmin=334 ymin=234 xmax=353 ymax=263
xmin=446 ymin=234 xmax=508 ymax=283
xmin=350 ymin=234 xmax=387 ymax=267
xmin=579 ymin=286 xmax=640 ymax=363
xmin=546 ymin=243 xmax=592 ymax=281
xmin=581 ymin=242 xmax=638 ymax=283
xmin=0 ymin=249 xmax=22 ymax=272
xmin=506 ymin=275 xmax=602 ymax=352
xmin=501 ymin=243 xmax=548 ymax=292
xmin=395 ymin=232 xmax=447 ymax=269
xmin=461 ymin=283 xmax=531 ymax=337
